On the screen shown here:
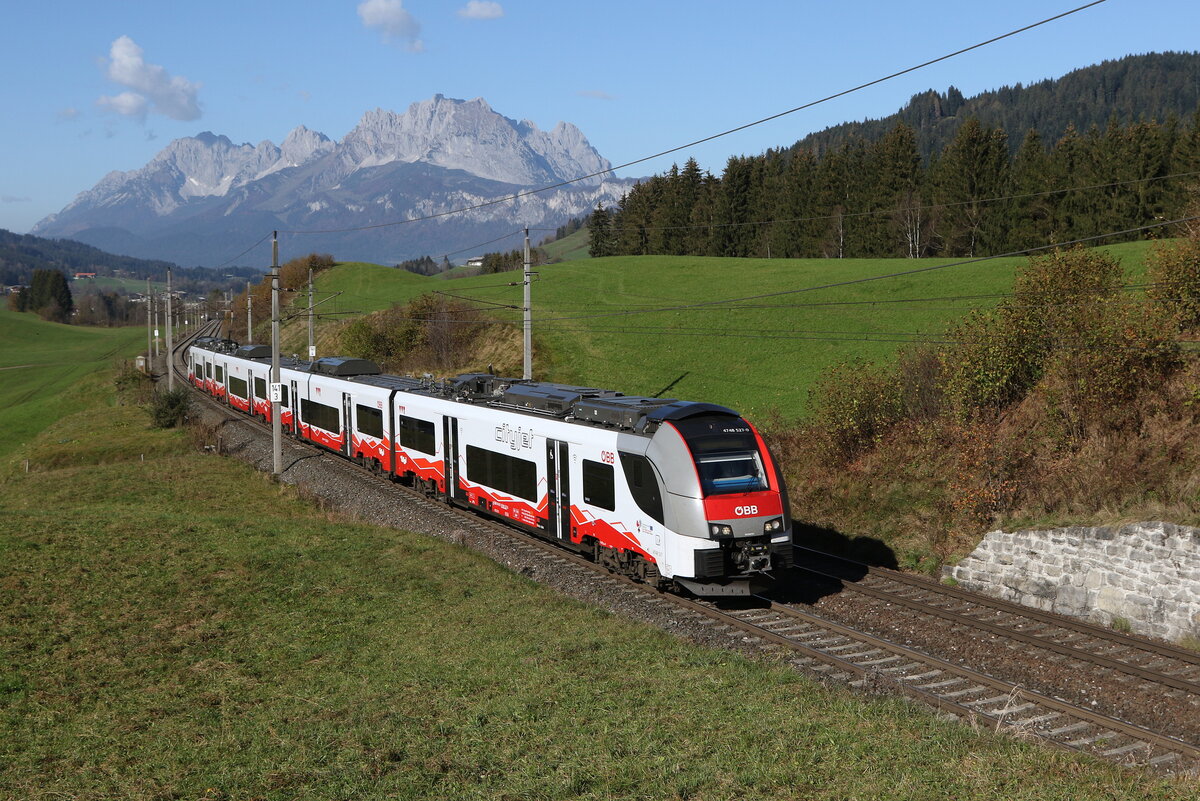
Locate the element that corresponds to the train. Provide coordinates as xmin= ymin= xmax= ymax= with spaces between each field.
xmin=186 ymin=336 xmax=793 ymax=596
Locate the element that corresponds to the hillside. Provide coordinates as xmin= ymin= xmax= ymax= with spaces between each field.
xmin=288 ymin=242 xmax=1156 ymax=423
xmin=1 ymin=297 xmax=1190 ymax=800
xmin=0 ymin=309 xmax=146 ymax=458
xmin=795 ymin=51 xmax=1200 ymax=159
xmin=0 ymin=229 xmax=257 ymax=297
xmin=0 ymin=229 xmax=180 ymax=285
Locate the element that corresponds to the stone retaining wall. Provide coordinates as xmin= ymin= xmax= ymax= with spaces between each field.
xmin=947 ymin=522 xmax=1200 ymax=643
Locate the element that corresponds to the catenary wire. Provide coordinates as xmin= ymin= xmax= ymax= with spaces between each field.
xmin=513 ymin=216 xmax=1200 ymax=324
xmin=271 ymin=2 xmax=1108 ymax=238
xmin=593 ymin=169 xmax=1200 ymax=235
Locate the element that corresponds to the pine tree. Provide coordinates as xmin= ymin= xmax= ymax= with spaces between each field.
xmin=1008 ymin=129 xmax=1055 ymax=251
xmin=932 ymin=118 xmax=1009 ymax=256
xmin=587 ymin=203 xmax=614 ymax=257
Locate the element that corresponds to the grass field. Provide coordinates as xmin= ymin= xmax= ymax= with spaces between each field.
xmin=541 ymin=227 xmax=590 ymax=262
xmin=71 ymin=275 xmax=164 ymax=294
xmin=1 ymin=313 xmax=1193 ymax=798
xmin=0 ymin=309 xmax=147 ymax=459
xmin=309 ymin=241 xmax=1157 ymax=421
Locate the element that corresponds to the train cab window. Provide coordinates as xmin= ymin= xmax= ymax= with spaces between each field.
xmin=356 ymin=404 xmax=384 ymax=440
xmin=672 ymin=414 xmax=769 ymax=496
xmin=582 ymin=460 xmax=615 ymax=511
xmin=619 ymin=452 xmax=664 ymax=524
xmin=254 ymin=376 xmax=267 ymax=399
xmin=301 ymin=398 xmax=340 ymax=433
xmin=397 ymin=414 xmax=436 ymax=455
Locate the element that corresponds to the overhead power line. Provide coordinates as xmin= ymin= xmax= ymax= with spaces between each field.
xmin=520 ymin=215 xmax=1200 ymax=325
xmin=270 ymin=1 xmax=1107 ymax=239
xmin=597 ymin=169 xmax=1200 ymax=236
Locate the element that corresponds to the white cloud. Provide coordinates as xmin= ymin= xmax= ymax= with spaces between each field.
xmin=358 ymin=0 xmax=424 ymax=51
xmin=578 ymin=89 xmax=615 ymax=101
xmin=97 ymin=36 xmax=201 ymax=121
xmin=457 ymin=1 xmax=503 ymax=20
xmin=97 ymin=90 xmax=148 ymax=118
xmin=56 ymin=107 xmax=81 ymax=122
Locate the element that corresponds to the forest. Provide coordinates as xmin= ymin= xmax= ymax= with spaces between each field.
xmin=590 ymin=111 xmax=1200 ymax=261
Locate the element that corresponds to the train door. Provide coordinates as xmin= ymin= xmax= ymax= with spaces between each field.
xmin=443 ymin=416 xmax=460 ymax=502
xmin=341 ymin=393 xmax=353 ymax=458
xmin=546 ymin=439 xmax=571 ymax=540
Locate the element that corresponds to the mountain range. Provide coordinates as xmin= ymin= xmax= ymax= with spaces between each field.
xmin=33 ymin=95 xmax=635 ymax=267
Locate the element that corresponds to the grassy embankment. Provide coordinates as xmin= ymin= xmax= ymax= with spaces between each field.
xmin=0 ymin=309 xmax=148 ymax=460
xmin=304 ymin=241 xmax=1156 ymax=422
xmin=2 ymin=312 xmax=1193 ymax=799
xmin=541 ymin=226 xmax=591 ymax=262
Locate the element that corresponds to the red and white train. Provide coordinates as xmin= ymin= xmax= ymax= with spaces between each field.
xmin=187 ymin=337 xmax=793 ymax=595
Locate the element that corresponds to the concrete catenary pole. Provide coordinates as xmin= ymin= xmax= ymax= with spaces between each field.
xmin=152 ymin=289 xmax=159 ymax=359
xmin=271 ymin=233 xmax=283 ymax=476
xmin=165 ymin=268 xmax=174 ymax=390
xmin=523 ymin=226 xmax=532 ymax=380
xmin=145 ymin=277 xmax=152 ymax=368
xmin=308 ymin=264 xmax=315 ymax=361
xmin=246 ymin=281 xmax=252 ymax=344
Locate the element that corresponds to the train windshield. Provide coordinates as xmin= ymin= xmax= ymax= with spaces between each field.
xmin=672 ymin=414 xmax=769 ymax=496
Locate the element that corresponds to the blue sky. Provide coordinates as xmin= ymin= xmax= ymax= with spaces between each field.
xmin=1 ymin=0 xmax=1197 ymax=234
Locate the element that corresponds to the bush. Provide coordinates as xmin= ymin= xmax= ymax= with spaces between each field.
xmin=149 ymin=387 xmax=191 ymax=428
xmin=807 ymin=359 xmax=902 ymax=463
xmin=1146 ymin=237 xmax=1200 ymax=330
xmin=939 ymin=248 xmax=1137 ymax=420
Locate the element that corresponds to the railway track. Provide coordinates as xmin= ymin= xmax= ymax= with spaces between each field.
xmin=788 ymin=547 xmax=1200 ymax=697
xmin=165 ymin=331 xmax=1200 ymax=773
xmin=710 ymin=598 xmax=1199 ymax=770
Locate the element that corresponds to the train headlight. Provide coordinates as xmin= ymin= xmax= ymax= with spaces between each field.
xmin=763 ymin=517 xmax=784 ymax=533
xmin=709 ymin=523 xmax=733 ymax=537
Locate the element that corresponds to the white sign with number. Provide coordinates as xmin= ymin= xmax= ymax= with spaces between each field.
xmin=269 ymin=382 xmax=283 ymax=403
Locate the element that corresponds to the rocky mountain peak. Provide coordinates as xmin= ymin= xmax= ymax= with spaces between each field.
xmin=31 ymin=95 xmax=630 ymax=265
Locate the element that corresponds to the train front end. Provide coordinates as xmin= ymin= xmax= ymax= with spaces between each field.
xmin=645 ymin=403 xmax=793 ymax=596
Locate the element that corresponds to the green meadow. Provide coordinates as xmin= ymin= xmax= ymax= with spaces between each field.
xmin=0 ymin=309 xmax=147 ymax=459
xmin=314 ymin=241 xmax=1156 ymax=420
xmin=1 ymin=310 xmax=1193 ymax=799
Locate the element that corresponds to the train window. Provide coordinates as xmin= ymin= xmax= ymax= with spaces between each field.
xmin=672 ymin=413 xmax=768 ymax=496
xmin=279 ymin=384 xmax=289 ymax=407
xmin=215 ymin=366 xmax=224 ymax=383
xmin=205 ymin=362 xmax=213 ymax=379
xmin=695 ymin=453 xmax=767 ymax=495
xmin=619 ymin=452 xmax=664 ymax=524
xmin=582 ymin=460 xmax=615 ymax=511
xmin=301 ymin=398 xmax=340 ymax=433
xmin=229 ymin=377 xmax=248 ymax=399
xmin=254 ymin=376 xmax=267 ymax=399
xmin=397 ymin=414 xmax=436 ymax=455
xmin=465 ymin=445 xmax=537 ymax=502
xmin=356 ymin=404 xmax=384 ymax=440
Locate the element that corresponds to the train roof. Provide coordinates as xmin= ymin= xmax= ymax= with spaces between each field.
xmin=451 ymin=374 xmax=741 ymax=433
xmin=197 ymin=342 xmax=741 ymax=432
xmin=192 ymin=337 xmax=240 ymax=354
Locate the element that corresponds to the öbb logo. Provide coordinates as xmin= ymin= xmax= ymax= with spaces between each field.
xmin=734 ymin=505 xmax=759 ymax=516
